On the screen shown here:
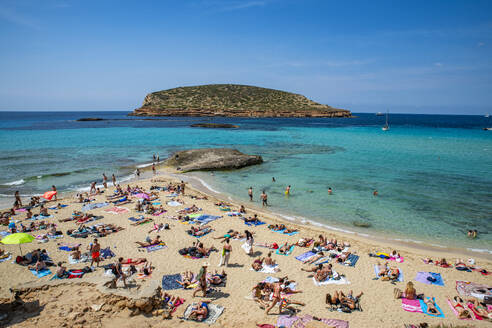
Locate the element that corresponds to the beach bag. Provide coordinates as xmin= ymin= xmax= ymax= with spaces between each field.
xmin=15 ymin=256 xmax=23 ymax=264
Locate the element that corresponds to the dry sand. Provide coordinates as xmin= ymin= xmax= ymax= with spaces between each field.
xmin=0 ymin=168 xmax=491 ymax=328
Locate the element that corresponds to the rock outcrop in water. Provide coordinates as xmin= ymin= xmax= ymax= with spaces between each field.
xmin=130 ymin=84 xmax=351 ymax=118
xmin=165 ymin=148 xmax=263 ymax=172
xmin=190 ymin=123 xmax=239 ymax=129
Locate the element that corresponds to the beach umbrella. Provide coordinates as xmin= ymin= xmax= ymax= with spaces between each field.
xmin=134 ymin=193 xmax=150 ymax=200
xmin=1 ymin=232 xmax=34 ymax=256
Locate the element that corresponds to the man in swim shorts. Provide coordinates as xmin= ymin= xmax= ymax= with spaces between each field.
xmin=90 ymin=238 xmax=101 ymax=267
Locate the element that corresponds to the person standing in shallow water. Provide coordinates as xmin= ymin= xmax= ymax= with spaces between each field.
xmin=15 ymin=191 xmax=22 ymax=207
xmin=102 ymin=173 xmax=108 ymax=189
xmin=285 ymin=185 xmax=291 ymax=196
xmin=328 ymin=187 xmax=332 ymax=195
xmin=373 ymin=190 xmax=378 ymax=196
xmin=152 ymin=163 xmax=156 ymax=175
xmin=112 ymin=174 xmax=116 ymax=187
xmin=272 ymin=177 xmax=276 ymax=182
xmin=52 ymin=185 xmax=57 ymax=200
xmin=248 ymin=187 xmax=253 ymax=201
xmin=261 ymin=190 xmax=268 ymax=206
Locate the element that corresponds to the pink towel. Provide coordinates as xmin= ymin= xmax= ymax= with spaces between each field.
xmin=467 ymin=303 xmax=484 ymax=320
xmin=447 ymin=299 xmax=473 ymax=320
xmin=402 ymin=299 xmax=423 ymax=313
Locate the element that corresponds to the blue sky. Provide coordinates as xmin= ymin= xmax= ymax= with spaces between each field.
xmin=0 ymin=0 xmax=491 ymax=114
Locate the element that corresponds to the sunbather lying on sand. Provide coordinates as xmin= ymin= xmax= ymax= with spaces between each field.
xmin=196 ymin=242 xmax=216 ymax=256
xmin=148 ymin=223 xmax=169 ymax=233
xmin=139 ymin=261 xmax=153 ymax=276
xmin=295 ymin=238 xmax=313 ymax=247
xmin=213 ymin=230 xmax=243 ymax=241
xmin=208 ymin=270 xmax=227 ymax=285
xmin=188 ymin=225 xmax=213 ymax=237
xmin=326 ymin=290 xmax=363 ymax=311
xmin=176 ymin=271 xmax=196 ymax=288
xmin=121 ymin=258 xmax=147 ymax=265
xmin=136 ymin=235 xmax=162 ymax=247
xmin=130 ymin=217 xmax=153 ymax=226
xmin=448 ymin=296 xmax=472 ymax=319
xmin=303 ymin=251 xmax=325 ymax=264
xmin=244 ymin=214 xmax=262 ymax=224
xmin=277 ymin=243 xmax=294 ymax=255
xmin=189 ymin=301 xmax=210 ymax=321
xmin=161 ymin=292 xmax=185 ymax=312
xmin=252 ymin=257 xmax=265 ymax=271
xmin=422 ymin=257 xmax=450 ymax=267
xmin=467 ymin=298 xmax=492 ymax=318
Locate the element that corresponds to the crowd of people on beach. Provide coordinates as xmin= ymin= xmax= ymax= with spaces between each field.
xmin=0 ymin=162 xmax=490 ymax=326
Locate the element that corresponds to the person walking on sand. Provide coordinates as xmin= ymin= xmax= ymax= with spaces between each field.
xmin=112 ymin=174 xmax=116 ymax=187
xmin=89 ymin=238 xmax=101 ymax=268
xmin=180 ymin=181 xmax=186 ymax=195
xmin=152 ymin=163 xmax=156 ymax=175
xmin=193 ymin=262 xmax=209 ymax=297
xmin=261 ymin=190 xmax=268 ymax=206
xmin=14 ymin=191 xmax=22 ymax=207
xmin=245 ymin=230 xmax=254 ymax=256
xmin=102 ymin=173 xmax=108 ymax=188
xmin=135 ymin=168 xmax=140 ymax=178
xmin=218 ymin=238 xmax=232 ymax=267
xmin=90 ymin=182 xmax=96 ymax=194
xmin=51 ymin=185 xmax=58 ymax=200
xmin=248 ymin=187 xmax=253 ymax=201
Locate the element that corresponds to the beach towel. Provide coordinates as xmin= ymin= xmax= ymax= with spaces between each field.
xmin=161 ymin=274 xmax=182 ymax=290
xmin=182 ymin=303 xmax=224 ymax=324
xmin=167 ymin=201 xmax=182 ymax=207
xmin=152 ymin=202 xmax=161 ymax=205
xmin=467 ymin=303 xmax=486 ymax=320
xmin=49 ymin=205 xmax=68 ymax=210
xmin=128 ymin=216 xmax=143 ymax=222
xmin=30 ymin=215 xmax=53 ymax=220
xmin=226 ymin=211 xmax=242 ymax=217
xmin=277 ymin=315 xmax=349 ymax=328
xmin=16 ymin=208 xmax=27 ymax=212
xmin=312 ymin=257 xmax=331 ymax=266
xmin=244 ymin=221 xmax=265 ymax=227
xmin=82 ymin=202 xmax=108 ymax=212
xmin=402 ymin=299 xmax=423 ymax=313
xmin=415 ymin=272 xmax=444 ymax=286
xmin=250 ymin=264 xmax=279 ymax=274
xmin=29 ymin=268 xmax=52 ymax=278
xmin=0 ymin=231 xmax=10 ymax=237
xmin=190 ymin=229 xmax=212 ymax=238
xmin=313 ymin=272 xmax=350 ymax=286
xmin=276 ymin=245 xmax=295 ymax=256
xmin=0 ymin=254 xmax=12 ymax=263
xmin=192 ymin=214 xmax=221 ymax=225
xmin=420 ymin=297 xmax=445 ymax=318
xmin=374 ymin=265 xmax=404 ymax=282
xmin=295 ymin=251 xmax=315 ymax=262
xmin=152 ymin=211 xmax=165 ymax=216
xmin=104 ymin=206 xmax=129 ymax=214
xmin=145 ymin=243 xmax=167 ymax=253
xmin=456 ymin=281 xmax=492 ymax=301
xmin=343 ymin=254 xmax=359 ymax=267
xmin=241 ymin=242 xmax=252 ymax=254
xmin=447 ymin=299 xmax=474 ymax=320
xmin=68 ymin=253 xmax=89 ymax=264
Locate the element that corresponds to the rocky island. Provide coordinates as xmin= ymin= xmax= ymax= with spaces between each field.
xmin=130 ymin=84 xmax=351 ymax=118
xmin=164 ymin=148 xmax=263 ymax=172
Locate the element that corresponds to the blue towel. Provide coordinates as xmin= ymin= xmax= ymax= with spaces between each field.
xmin=30 ymin=268 xmax=52 ymax=278
xmin=49 ymin=205 xmax=68 ymax=210
xmin=162 ymin=273 xmax=182 ymax=290
xmin=420 ymin=297 xmax=445 ymax=318
xmin=100 ymin=247 xmax=115 ymax=259
xmin=244 ymin=220 xmax=266 ymax=226
xmin=58 ymin=246 xmax=72 ymax=251
xmin=345 ymin=254 xmax=359 ymax=267
xmin=295 ymin=251 xmax=315 ymax=262
xmin=283 ymin=231 xmax=299 ymax=236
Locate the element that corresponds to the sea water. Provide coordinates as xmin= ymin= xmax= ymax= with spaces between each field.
xmin=0 ymin=111 xmax=490 ymax=252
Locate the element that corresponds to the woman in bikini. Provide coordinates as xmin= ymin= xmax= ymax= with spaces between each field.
xmin=449 ymin=296 xmax=472 ymax=319
xmin=265 ymin=281 xmax=283 ymax=315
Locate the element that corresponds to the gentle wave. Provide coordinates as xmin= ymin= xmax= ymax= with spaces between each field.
xmin=467 ymin=248 xmax=492 ymax=255
xmin=1 ymin=179 xmax=25 ymax=186
xmin=192 ymin=177 xmax=222 ymax=194
xmin=136 ymin=162 xmax=154 ymax=168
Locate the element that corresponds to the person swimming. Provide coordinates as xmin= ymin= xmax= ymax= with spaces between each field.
xmin=328 ymin=187 xmax=332 ymax=195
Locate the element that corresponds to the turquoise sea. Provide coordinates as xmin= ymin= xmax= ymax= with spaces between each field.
xmin=0 ymin=111 xmax=491 ymax=254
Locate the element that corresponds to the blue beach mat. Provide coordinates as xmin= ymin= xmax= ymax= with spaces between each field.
xmin=82 ymin=202 xmax=108 ymax=212
xmin=49 ymin=205 xmax=68 ymax=210
xmin=344 ymin=254 xmax=359 ymax=267
xmin=162 ymin=273 xmax=182 ymax=290
xmin=192 ymin=214 xmax=221 ymax=225
xmin=415 ymin=272 xmax=444 ymax=286
xmin=295 ymin=251 xmax=315 ymax=262
xmin=30 ymin=268 xmax=52 ymax=278
xmin=244 ymin=220 xmax=266 ymax=227
xmin=420 ymin=297 xmax=445 ymax=318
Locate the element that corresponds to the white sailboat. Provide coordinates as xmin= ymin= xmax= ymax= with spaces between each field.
xmin=382 ymin=110 xmax=389 ymax=131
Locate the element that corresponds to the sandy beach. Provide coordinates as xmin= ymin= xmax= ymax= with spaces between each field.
xmin=0 ymin=167 xmax=491 ymax=328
